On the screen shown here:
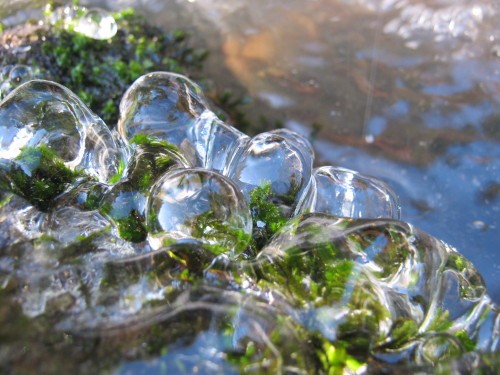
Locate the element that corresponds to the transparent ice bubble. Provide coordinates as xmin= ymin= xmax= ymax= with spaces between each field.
xmin=146 ymin=168 xmax=252 ymax=255
xmin=118 ymin=72 xmax=210 ymax=165
xmin=256 ymin=213 xmax=496 ymax=355
xmin=227 ymin=130 xmax=313 ymax=213
xmin=296 ymin=166 xmax=401 ymax=219
xmin=0 ymin=65 xmax=37 ymax=99
xmin=268 ymin=128 xmax=314 ymax=158
xmin=415 ymin=333 xmax=466 ymax=366
xmin=74 ymin=8 xmax=117 ymax=40
xmin=8 ymin=65 xmax=34 ymax=86
xmin=0 ymin=80 xmax=125 ymax=183
xmin=193 ymin=110 xmax=249 ymax=173
xmin=101 ymin=141 xmax=189 ymax=242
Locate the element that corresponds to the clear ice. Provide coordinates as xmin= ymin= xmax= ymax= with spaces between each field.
xmin=227 ymin=130 xmax=314 ymax=215
xmin=296 ymin=166 xmax=401 ymax=219
xmin=0 ymin=73 xmax=497 ymax=374
xmin=0 ymin=80 xmax=124 ymax=183
xmin=147 ymin=168 xmax=252 ymax=255
xmin=74 ymin=8 xmax=118 ymax=40
xmin=47 ymin=5 xmax=117 ymax=40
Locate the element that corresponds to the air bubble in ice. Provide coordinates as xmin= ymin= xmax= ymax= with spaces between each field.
xmin=296 ymin=166 xmax=401 ymax=219
xmin=118 ymin=72 xmax=210 ymax=166
xmin=102 ymin=141 xmax=188 ymax=242
xmin=0 ymin=65 xmax=38 ymax=99
xmin=146 ymin=168 xmax=252 ymax=255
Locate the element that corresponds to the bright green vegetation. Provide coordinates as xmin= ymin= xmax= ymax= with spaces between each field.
xmin=99 ymin=134 xmax=184 ymax=243
xmin=248 ymin=183 xmax=288 ymax=250
xmin=0 ymin=4 xmax=208 ymax=126
xmin=0 ymin=145 xmax=83 ymax=211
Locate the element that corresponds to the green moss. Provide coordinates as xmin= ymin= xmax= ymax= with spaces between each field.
xmin=129 ymin=133 xmax=180 ymax=154
xmin=3 ymin=145 xmax=83 ymax=211
xmin=115 ymin=209 xmax=147 ymax=243
xmin=381 ymin=318 xmax=419 ymax=350
xmin=248 ymin=183 xmax=288 ymax=250
xmin=428 ymin=308 xmax=453 ymax=332
xmin=108 ymin=158 xmax=126 ymax=184
xmin=317 ymin=340 xmax=365 ymax=375
xmin=454 ymin=329 xmax=476 ymax=352
xmin=2 ymin=6 xmax=208 ymax=126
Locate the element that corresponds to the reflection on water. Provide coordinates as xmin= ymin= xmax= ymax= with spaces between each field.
xmin=78 ymin=0 xmax=500 ymax=302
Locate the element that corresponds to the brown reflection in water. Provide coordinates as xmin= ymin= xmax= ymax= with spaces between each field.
xmin=174 ymin=0 xmax=500 ymax=167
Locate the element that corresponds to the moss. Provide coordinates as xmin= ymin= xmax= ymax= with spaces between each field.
xmin=108 ymin=158 xmax=126 ymax=185
xmin=1 ymin=6 xmax=208 ymax=126
xmin=129 ymin=133 xmax=180 ymax=154
xmin=3 ymin=145 xmax=83 ymax=211
xmin=454 ymin=329 xmax=476 ymax=352
xmin=115 ymin=209 xmax=147 ymax=243
xmin=248 ymin=183 xmax=288 ymax=250
xmin=317 ymin=340 xmax=365 ymax=375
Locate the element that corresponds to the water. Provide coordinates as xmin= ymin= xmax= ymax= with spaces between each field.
xmin=1 ymin=1 xmax=499 ymax=373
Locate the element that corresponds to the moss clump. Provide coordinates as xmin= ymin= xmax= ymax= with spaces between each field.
xmin=0 ymin=5 xmax=208 ymax=126
xmin=0 ymin=145 xmax=83 ymax=211
xmin=115 ymin=209 xmax=148 ymax=243
xmin=248 ymin=183 xmax=288 ymax=250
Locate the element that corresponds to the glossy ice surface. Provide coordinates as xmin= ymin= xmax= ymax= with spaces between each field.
xmin=0 ymin=74 xmax=498 ymax=374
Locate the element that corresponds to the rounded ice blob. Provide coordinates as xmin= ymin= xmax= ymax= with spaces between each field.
xmin=191 ymin=110 xmax=249 ymax=173
xmin=74 ymin=8 xmax=117 ymax=40
xmin=296 ymin=166 xmax=401 ymax=219
xmin=47 ymin=5 xmax=117 ymax=40
xmin=146 ymin=168 xmax=252 ymax=255
xmin=227 ymin=130 xmax=313 ymax=214
xmin=118 ymin=72 xmax=208 ymax=142
xmin=256 ymin=213 xmax=494 ymax=355
xmin=102 ymin=139 xmax=189 ymax=242
xmin=0 ymin=80 xmax=124 ymax=183
xmin=0 ymin=65 xmax=37 ymax=99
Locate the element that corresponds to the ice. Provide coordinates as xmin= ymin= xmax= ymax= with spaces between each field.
xmin=119 ymin=73 xmax=250 ymax=173
xmin=146 ymin=168 xmax=252 ymax=255
xmin=74 ymin=8 xmax=118 ymax=40
xmin=227 ymin=130 xmax=314 ymax=214
xmin=296 ymin=166 xmax=401 ymax=219
xmin=0 ymin=72 xmax=497 ymax=372
xmin=0 ymin=65 xmax=37 ymax=99
xmin=47 ymin=5 xmax=117 ymax=40
xmin=193 ymin=110 xmax=249 ymax=173
xmin=0 ymin=80 xmax=125 ymax=183
xmin=118 ymin=72 xmax=210 ymax=165
xmin=256 ymin=213 xmax=498 ymax=357
xmin=101 ymin=141 xmax=189 ymax=242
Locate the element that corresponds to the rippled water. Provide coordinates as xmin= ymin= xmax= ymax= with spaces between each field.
xmin=1 ymin=0 xmax=499 ymax=374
